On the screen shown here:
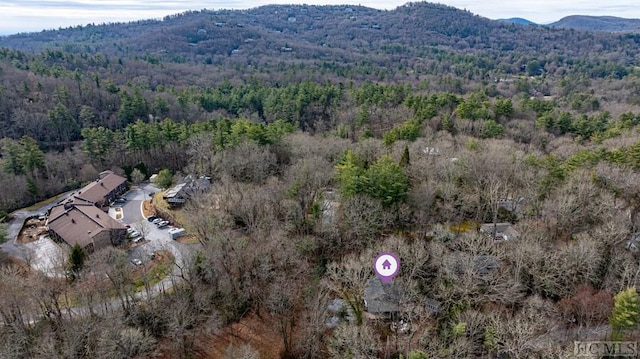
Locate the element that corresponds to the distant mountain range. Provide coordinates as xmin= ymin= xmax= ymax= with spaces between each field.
xmin=498 ymin=15 xmax=640 ymax=33
xmin=550 ymin=15 xmax=640 ymax=32
xmin=1 ymin=2 xmax=640 ymax=67
xmin=497 ymin=18 xmax=537 ymax=26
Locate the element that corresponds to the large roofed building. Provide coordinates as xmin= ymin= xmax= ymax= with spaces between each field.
xmin=47 ymin=170 xmax=128 ymax=252
xmin=47 ymin=203 xmax=126 ymax=253
xmin=64 ymin=170 xmax=128 ymax=210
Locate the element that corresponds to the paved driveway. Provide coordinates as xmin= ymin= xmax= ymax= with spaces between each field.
xmin=121 ymin=183 xmax=196 ymax=300
xmin=23 ymin=236 xmax=67 ymax=277
xmin=118 ymin=183 xmax=191 ymax=269
xmin=2 ymin=191 xmax=73 ymax=261
xmin=121 ymin=186 xmax=147 ymax=224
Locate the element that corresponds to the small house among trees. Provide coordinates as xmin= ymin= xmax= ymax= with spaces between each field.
xmin=479 ymin=222 xmax=520 ymax=241
xmin=163 ymin=175 xmax=211 ymax=207
xmin=473 ymin=255 xmax=500 ymax=275
xmin=424 ymin=298 xmax=441 ymax=316
xmin=363 ymin=278 xmax=404 ymax=318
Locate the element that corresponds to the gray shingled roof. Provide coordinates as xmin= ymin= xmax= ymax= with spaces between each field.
xmin=364 ymin=278 xmax=403 ymax=314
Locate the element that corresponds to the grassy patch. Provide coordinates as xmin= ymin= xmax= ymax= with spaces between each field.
xmin=176 ymin=234 xmax=199 ymax=244
xmin=22 ymin=193 xmax=66 ymax=212
xmin=132 ymin=251 xmax=174 ymax=290
xmin=142 ymin=200 xmax=155 ymax=218
xmin=449 ymin=221 xmax=479 ymax=233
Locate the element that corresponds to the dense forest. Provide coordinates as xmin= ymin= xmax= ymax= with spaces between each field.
xmin=2 ymin=1 xmax=640 ymax=358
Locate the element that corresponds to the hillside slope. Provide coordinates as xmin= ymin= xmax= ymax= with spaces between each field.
xmin=497 ymin=17 xmax=537 ymax=26
xmin=0 ymin=2 xmax=637 ymax=67
xmin=550 ymin=15 xmax=640 ymax=32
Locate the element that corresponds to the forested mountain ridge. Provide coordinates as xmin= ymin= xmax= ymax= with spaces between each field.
xmin=3 ymin=2 xmax=640 ymax=358
xmin=497 ymin=17 xmax=536 ymax=26
xmin=0 ymin=1 xmax=639 ymax=212
xmin=550 ymin=15 xmax=640 ymax=32
xmin=1 ymin=2 xmax=639 ymax=64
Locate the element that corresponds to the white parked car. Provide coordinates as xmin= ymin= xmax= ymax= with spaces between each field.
xmin=131 ymin=258 xmax=142 ymax=266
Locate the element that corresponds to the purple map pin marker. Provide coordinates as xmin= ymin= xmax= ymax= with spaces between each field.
xmin=374 ymin=252 xmax=400 ymax=284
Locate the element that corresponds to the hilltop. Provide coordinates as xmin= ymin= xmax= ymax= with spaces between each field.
xmin=550 ymin=15 xmax=640 ymax=32
xmin=0 ymin=2 xmax=637 ymax=68
xmin=497 ymin=17 xmax=537 ymax=26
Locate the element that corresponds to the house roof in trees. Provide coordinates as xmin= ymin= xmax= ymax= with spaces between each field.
xmin=66 ymin=170 xmax=127 ymax=205
xmin=425 ymin=298 xmax=442 ymax=316
xmin=163 ymin=175 xmax=211 ymax=204
xmin=163 ymin=183 xmax=187 ymax=200
xmin=479 ymin=222 xmax=520 ymax=241
xmin=364 ymin=277 xmax=404 ymax=314
xmin=47 ymin=203 xmax=126 ymax=248
xmin=473 ymin=255 xmax=500 ymax=275
xmin=497 ymin=198 xmax=525 ymax=213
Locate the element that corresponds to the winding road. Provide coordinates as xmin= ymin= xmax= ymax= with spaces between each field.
xmin=2 ymin=190 xmax=73 ymax=260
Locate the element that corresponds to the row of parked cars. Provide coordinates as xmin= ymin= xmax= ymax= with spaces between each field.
xmin=126 ymin=227 xmax=143 ymax=243
xmin=147 ymin=216 xmax=169 ymax=228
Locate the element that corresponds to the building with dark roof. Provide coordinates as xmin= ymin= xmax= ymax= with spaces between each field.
xmin=46 ymin=170 xmax=128 ymax=252
xmin=64 ymin=170 xmax=128 ymax=210
xmin=364 ymin=278 xmax=404 ymax=315
xmin=163 ymin=175 xmax=211 ymax=207
xmin=479 ymin=222 xmax=520 ymax=241
xmin=47 ymin=203 xmax=126 ymax=252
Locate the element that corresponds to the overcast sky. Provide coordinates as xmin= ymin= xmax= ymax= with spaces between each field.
xmin=1 ymin=0 xmax=639 ymax=35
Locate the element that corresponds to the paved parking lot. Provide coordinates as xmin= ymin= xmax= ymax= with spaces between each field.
xmin=113 ymin=184 xmax=190 ymax=268
xmin=11 ymin=182 xmax=190 ymax=280
xmin=24 ymin=236 xmax=67 ymax=277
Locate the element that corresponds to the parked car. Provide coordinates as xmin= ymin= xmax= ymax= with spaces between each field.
xmin=131 ymin=258 xmax=142 ymax=266
xmin=156 ymin=220 xmax=169 ymax=228
xmin=147 ymin=216 xmax=158 ymax=222
xmin=152 ymin=218 xmax=163 ymax=225
xmin=114 ymin=198 xmax=127 ymax=204
xmin=132 ymin=236 xmax=143 ymax=243
xmin=127 ymin=228 xmax=140 ymax=238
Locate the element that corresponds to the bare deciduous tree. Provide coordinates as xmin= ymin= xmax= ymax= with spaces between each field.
xmin=133 ymin=220 xmax=151 ymax=240
xmin=97 ymin=323 xmax=157 ymax=359
xmin=224 ymin=344 xmax=259 ymax=359
xmin=324 ymin=250 xmax=373 ymax=326
xmin=216 ymin=141 xmax=278 ymax=184
xmin=283 ymin=155 xmax=333 ymax=234
xmin=490 ymin=295 xmax=559 ymax=359
xmin=327 ymin=323 xmax=379 ymax=359
xmin=338 ymin=195 xmax=388 ymax=252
